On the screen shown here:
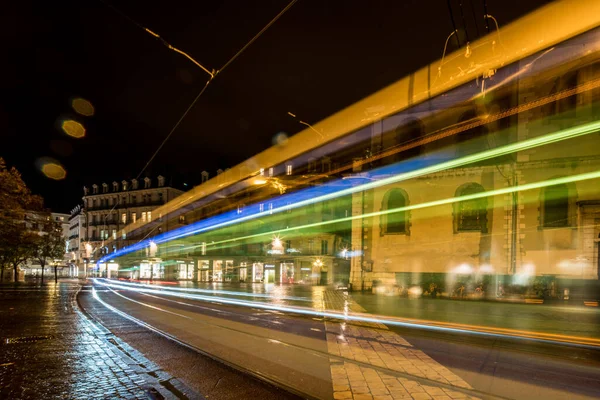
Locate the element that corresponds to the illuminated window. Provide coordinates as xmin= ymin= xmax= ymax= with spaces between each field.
xmin=121 ymin=213 xmax=127 ymax=224
xmin=286 ymin=164 xmax=292 ymax=175
xmin=141 ymin=212 xmax=146 ymax=222
xmin=268 ymin=203 xmax=273 ymax=214
xmin=112 ymin=229 xmax=116 ymax=239
xmin=179 ymin=215 xmax=186 ymax=224
xmin=381 ymin=189 xmax=409 ymax=235
xmin=268 ymin=167 xmax=274 ymax=177
xmin=259 ymin=203 xmax=264 ymax=212
xmin=132 ymin=213 xmax=137 ymax=223
xmin=201 ymin=242 xmax=207 ymax=255
xmin=122 ymin=231 xmax=126 ymax=239
xmin=542 ymin=184 xmax=570 ymax=228
xmin=147 ymin=211 xmax=152 ymax=222
xmin=122 ymin=181 xmax=127 ymax=191
xmin=455 ymin=183 xmax=487 ymax=232
xmin=259 ymin=168 xmax=264 ymax=176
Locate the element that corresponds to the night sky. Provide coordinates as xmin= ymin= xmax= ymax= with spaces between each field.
xmin=1 ymin=0 xmax=552 ymax=212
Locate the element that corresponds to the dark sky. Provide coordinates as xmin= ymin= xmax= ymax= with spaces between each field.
xmin=1 ymin=0 xmax=552 ymax=212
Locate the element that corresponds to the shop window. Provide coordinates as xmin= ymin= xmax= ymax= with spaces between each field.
xmin=542 ymin=184 xmax=569 ymax=228
xmin=381 ymin=189 xmax=409 ymax=235
xmin=455 ymin=183 xmax=487 ymax=232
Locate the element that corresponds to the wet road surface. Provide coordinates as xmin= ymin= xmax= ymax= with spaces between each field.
xmin=88 ymin=279 xmax=600 ymax=400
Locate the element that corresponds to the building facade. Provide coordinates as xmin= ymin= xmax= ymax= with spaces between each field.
xmin=82 ymin=176 xmax=184 ymax=277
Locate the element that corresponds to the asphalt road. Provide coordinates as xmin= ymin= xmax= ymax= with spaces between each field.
xmin=85 ymin=280 xmax=600 ymax=400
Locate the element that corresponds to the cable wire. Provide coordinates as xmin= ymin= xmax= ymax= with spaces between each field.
xmin=217 ymin=0 xmax=298 ymax=75
xmin=95 ymin=0 xmax=299 ymax=249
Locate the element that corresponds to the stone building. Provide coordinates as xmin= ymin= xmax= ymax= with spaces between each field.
xmin=349 ymin=36 xmax=600 ymax=297
xmin=81 ymin=176 xmax=184 ymax=277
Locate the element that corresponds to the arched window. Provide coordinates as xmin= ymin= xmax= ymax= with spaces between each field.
xmin=455 ymin=183 xmax=487 ymax=232
xmin=542 ymin=184 xmax=569 ymax=228
xmin=381 ymin=189 xmax=409 ymax=235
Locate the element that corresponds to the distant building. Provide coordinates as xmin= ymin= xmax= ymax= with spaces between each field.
xmin=22 ymin=212 xmax=71 ymax=277
xmin=67 ymin=205 xmax=86 ymax=276
xmin=80 ymin=176 xmax=185 ymax=277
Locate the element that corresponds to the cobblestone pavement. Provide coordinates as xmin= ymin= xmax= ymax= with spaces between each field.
xmin=320 ymin=290 xmax=481 ymax=400
xmin=0 ymin=281 xmax=199 ymax=400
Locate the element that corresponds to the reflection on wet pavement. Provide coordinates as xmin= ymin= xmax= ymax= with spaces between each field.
xmin=0 ymin=282 xmax=194 ymax=399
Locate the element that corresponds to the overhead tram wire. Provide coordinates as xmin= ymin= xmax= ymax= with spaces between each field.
xmin=95 ymin=0 xmax=299 ymax=253
xmin=482 ymin=0 xmax=490 ymax=33
xmin=458 ymin=0 xmax=470 ymax=43
xmin=446 ymin=0 xmax=461 ymax=48
xmin=469 ymin=0 xmax=481 ymax=39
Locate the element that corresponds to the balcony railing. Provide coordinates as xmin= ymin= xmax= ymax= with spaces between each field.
xmin=86 ymin=199 xmax=165 ymax=211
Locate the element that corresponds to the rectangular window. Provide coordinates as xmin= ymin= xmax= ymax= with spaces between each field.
xmin=201 ymin=242 xmax=206 ymax=256
xmin=268 ymin=167 xmax=274 ymax=177
xmin=112 ymin=229 xmax=116 ymax=240
xmin=122 ymin=231 xmax=126 ymax=239
xmin=141 ymin=212 xmax=146 ymax=222
xmin=321 ymin=240 xmax=328 ymax=255
xmin=121 ymin=213 xmax=126 ymax=224
xmin=132 ymin=213 xmax=137 ymax=223
xmin=268 ymin=203 xmax=273 ymax=214
xmin=259 ymin=203 xmax=264 ymax=212
xmin=259 ymin=168 xmax=264 ymax=176
xmin=286 ymin=164 xmax=292 ymax=175
xmin=147 ymin=211 xmax=152 ymax=222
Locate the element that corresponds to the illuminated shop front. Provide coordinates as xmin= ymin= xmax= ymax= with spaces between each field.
xmin=177 ymin=261 xmax=195 ymax=280
xmin=252 ymin=262 xmax=264 ymax=282
xmin=198 ymin=260 xmax=210 ymax=282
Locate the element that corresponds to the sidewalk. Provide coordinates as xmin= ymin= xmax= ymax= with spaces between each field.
xmin=321 ymin=290 xmax=480 ymax=400
xmin=0 ymin=281 xmax=197 ymax=399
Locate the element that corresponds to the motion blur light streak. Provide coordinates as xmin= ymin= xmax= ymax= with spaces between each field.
xmin=98 ymin=119 xmax=600 ymax=265
xmin=185 ymin=170 xmax=600 ymax=254
xmin=92 ymin=279 xmax=600 ymax=348
xmin=61 ymin=119 xmax=85 ymax=138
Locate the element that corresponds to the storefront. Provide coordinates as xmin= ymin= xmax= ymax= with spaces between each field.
xmin=252 ymin=262 xmax=264 ymax=282
xmin=198 ymin=260 xmax=210 ymax=281
xmin=177 ymin=262 xmax=195 ymax=280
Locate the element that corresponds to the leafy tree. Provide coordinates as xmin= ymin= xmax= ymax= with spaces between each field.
xmin=0 ymin=158 xmax=43 ymax=282
xmin=31 ymin=213 xmax=66 ymax=284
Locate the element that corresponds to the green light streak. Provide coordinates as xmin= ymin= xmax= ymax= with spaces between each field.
xmin=193 ymin=170 xmax=600 ymax=251
xmin=113 ymin=119 xmax=600 ymax=261
xmin=266 ymin=119 xmax=600 ymax=213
